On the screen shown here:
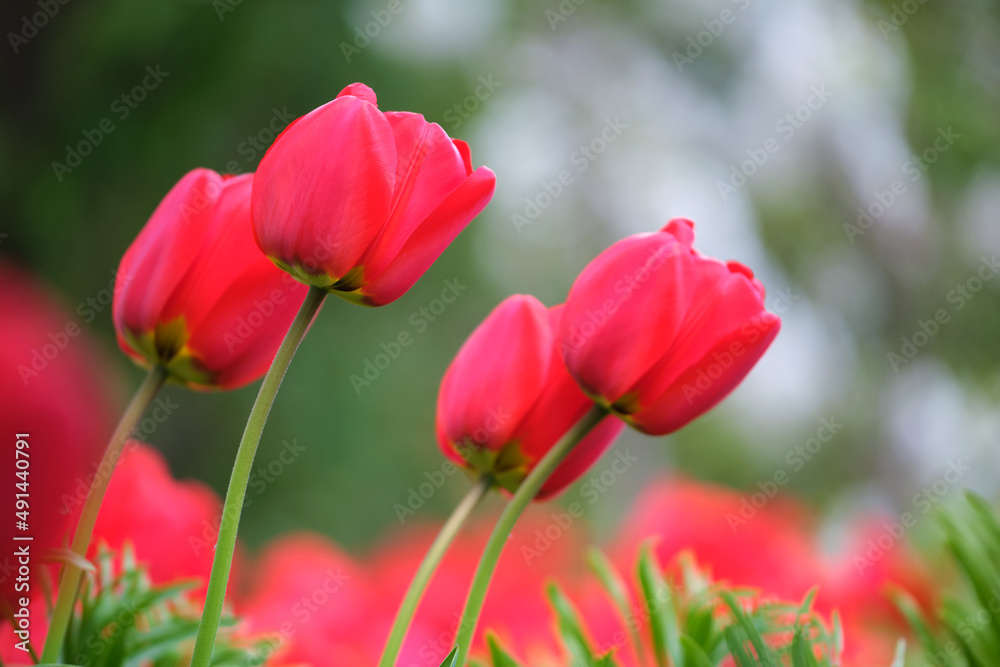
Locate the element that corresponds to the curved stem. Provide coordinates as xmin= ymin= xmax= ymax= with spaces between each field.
xmin=41 ymin=363 xmax=169 ymax=663
xmin=189 ymin=286 xmax=326 ymax=667
xmin=378 ymin=474 xmax=492 ymax=667
xmin=453 ymin=405 xmax=609 ymax=665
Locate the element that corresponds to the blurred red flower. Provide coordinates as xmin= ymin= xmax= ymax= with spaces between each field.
xmin=235 ymin=505 xmax=588 ymax=666
xmin=0 ymin=261 xmax=117 ymax=613
xmin=91 ymin=441 xmax=237 ymax=598
xmin=235 ymin=477 xmax=931 ymax=667
xmin=235 ymin=533 xmax=381 ymax=667
xmin=437 ymin=295 xmax=624 ymax=498
xmin=560 ymin=219 xmax=780 ymax=435
xmin=600 ymin=476 xmax=931 ymax=665
xmin=113 ymin=169 xmax=309 ymax=390
xmin=0 ymin=441 xmax=239 ymax=664
xmin=251 ymin=82 xmax=496 ymax=306
xmin=374 ymin=507 xmax=590 ymax=665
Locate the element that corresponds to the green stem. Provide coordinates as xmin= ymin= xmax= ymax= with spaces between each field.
xmin=453 ymin=405 xmax=609 ymax=665
xmin=378 ymin=474 xmax=493 ymax=667
xmin=189 ymin=285 xmax=326 ymax=667
xmin=41 ymin=363 xmax=169 ymax=663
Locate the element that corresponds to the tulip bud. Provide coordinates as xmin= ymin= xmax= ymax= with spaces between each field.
xmin=113 ymin=169 xmax=309 ymax=390
xmin=560 ymin=218 xmax=780 ymax=435
xmin=437 ymin=295 xmax=624 ymax=498
xmin=252 ymin=83 xmax=496 ymax=306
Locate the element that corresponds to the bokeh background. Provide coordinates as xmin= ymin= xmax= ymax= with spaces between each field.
xmin=2 ymin=0 xmax=999 ymax=559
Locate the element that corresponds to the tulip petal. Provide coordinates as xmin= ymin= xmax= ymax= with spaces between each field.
xmin=252 ymin=95 xmax=396 ymax=283
xmin=560 ymin=229 xmax=696 ymax=404
xmin=158 ymin=174 xmax=256 ymax=332
xmin=359 ymin=112 xmax=471 ymax=280
xmin=437 ymin=295 xmax=552 ymax=457
xmin=518 ymin=309 xmax=625 ymax=498
xmin=337 ymin=82 xmax=378 ymax=106
xmin=628 ymin=257 xmax=772 ymax=407
xmin=631 ymin=313 xmax=780 ymax=434
xmin=361 ymin=166 xmax=495 ymax=305
xmin=114 ymin=169 xmax=220 ymax=339
xmin=182 ymin=266 xmax=310 ymax=389
xmin=514 ymin=306 xmax=608 ymax=460
xmin=453 ymin=139 xmax=474 ymax=174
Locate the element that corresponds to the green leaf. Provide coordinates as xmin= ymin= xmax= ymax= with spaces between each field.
xmin=890 ymin=588 xmax=939 ymax=657
xmin=724 ymin=626 xmax=758 ymax=667
xmin=437 ymin=645 xmax=459 ymax=667
xmin=486 ymin=634 xmax=526 ymax=667
xmin=546 ymin=582 xmax=597 ymax=665
xmin=586 ymin=548 xmax=645 ymax=665
xmin=720 ymin=591 xmax=775 ymax=667
xmin=679 ymin=635 xmax=714 ymax=667
xmin=789 ymin=630 xmax=820 ymax=667
xmin=637 ymin=543 xmax=682 ymax=667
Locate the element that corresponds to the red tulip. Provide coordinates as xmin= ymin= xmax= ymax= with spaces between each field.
xmin=113 ymin=169 xmax=309 ymax=390
xmin=92 ymin=441 xmax=237 ymax=598
xmin=612 ymin=477 xmax=824 ymax=605
xmin=251 ymin=83 xmax=496 ymax=306
xmin=436 ymin=295 xmax=624 ymax=498
xmin=606 ymin=477 xmax=924 ymax=666
xmin=0 ymin=261 xmax=117 ymax=612
xmin=375 ymin=509 xmax=588 ymax=665
xmin=236 ymin=533 xmax=382 ymax=667
xmin=560 ymin=218 xmax=780 ymax=435
xmin=2 ymin=441 xmax=239 ymax=662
